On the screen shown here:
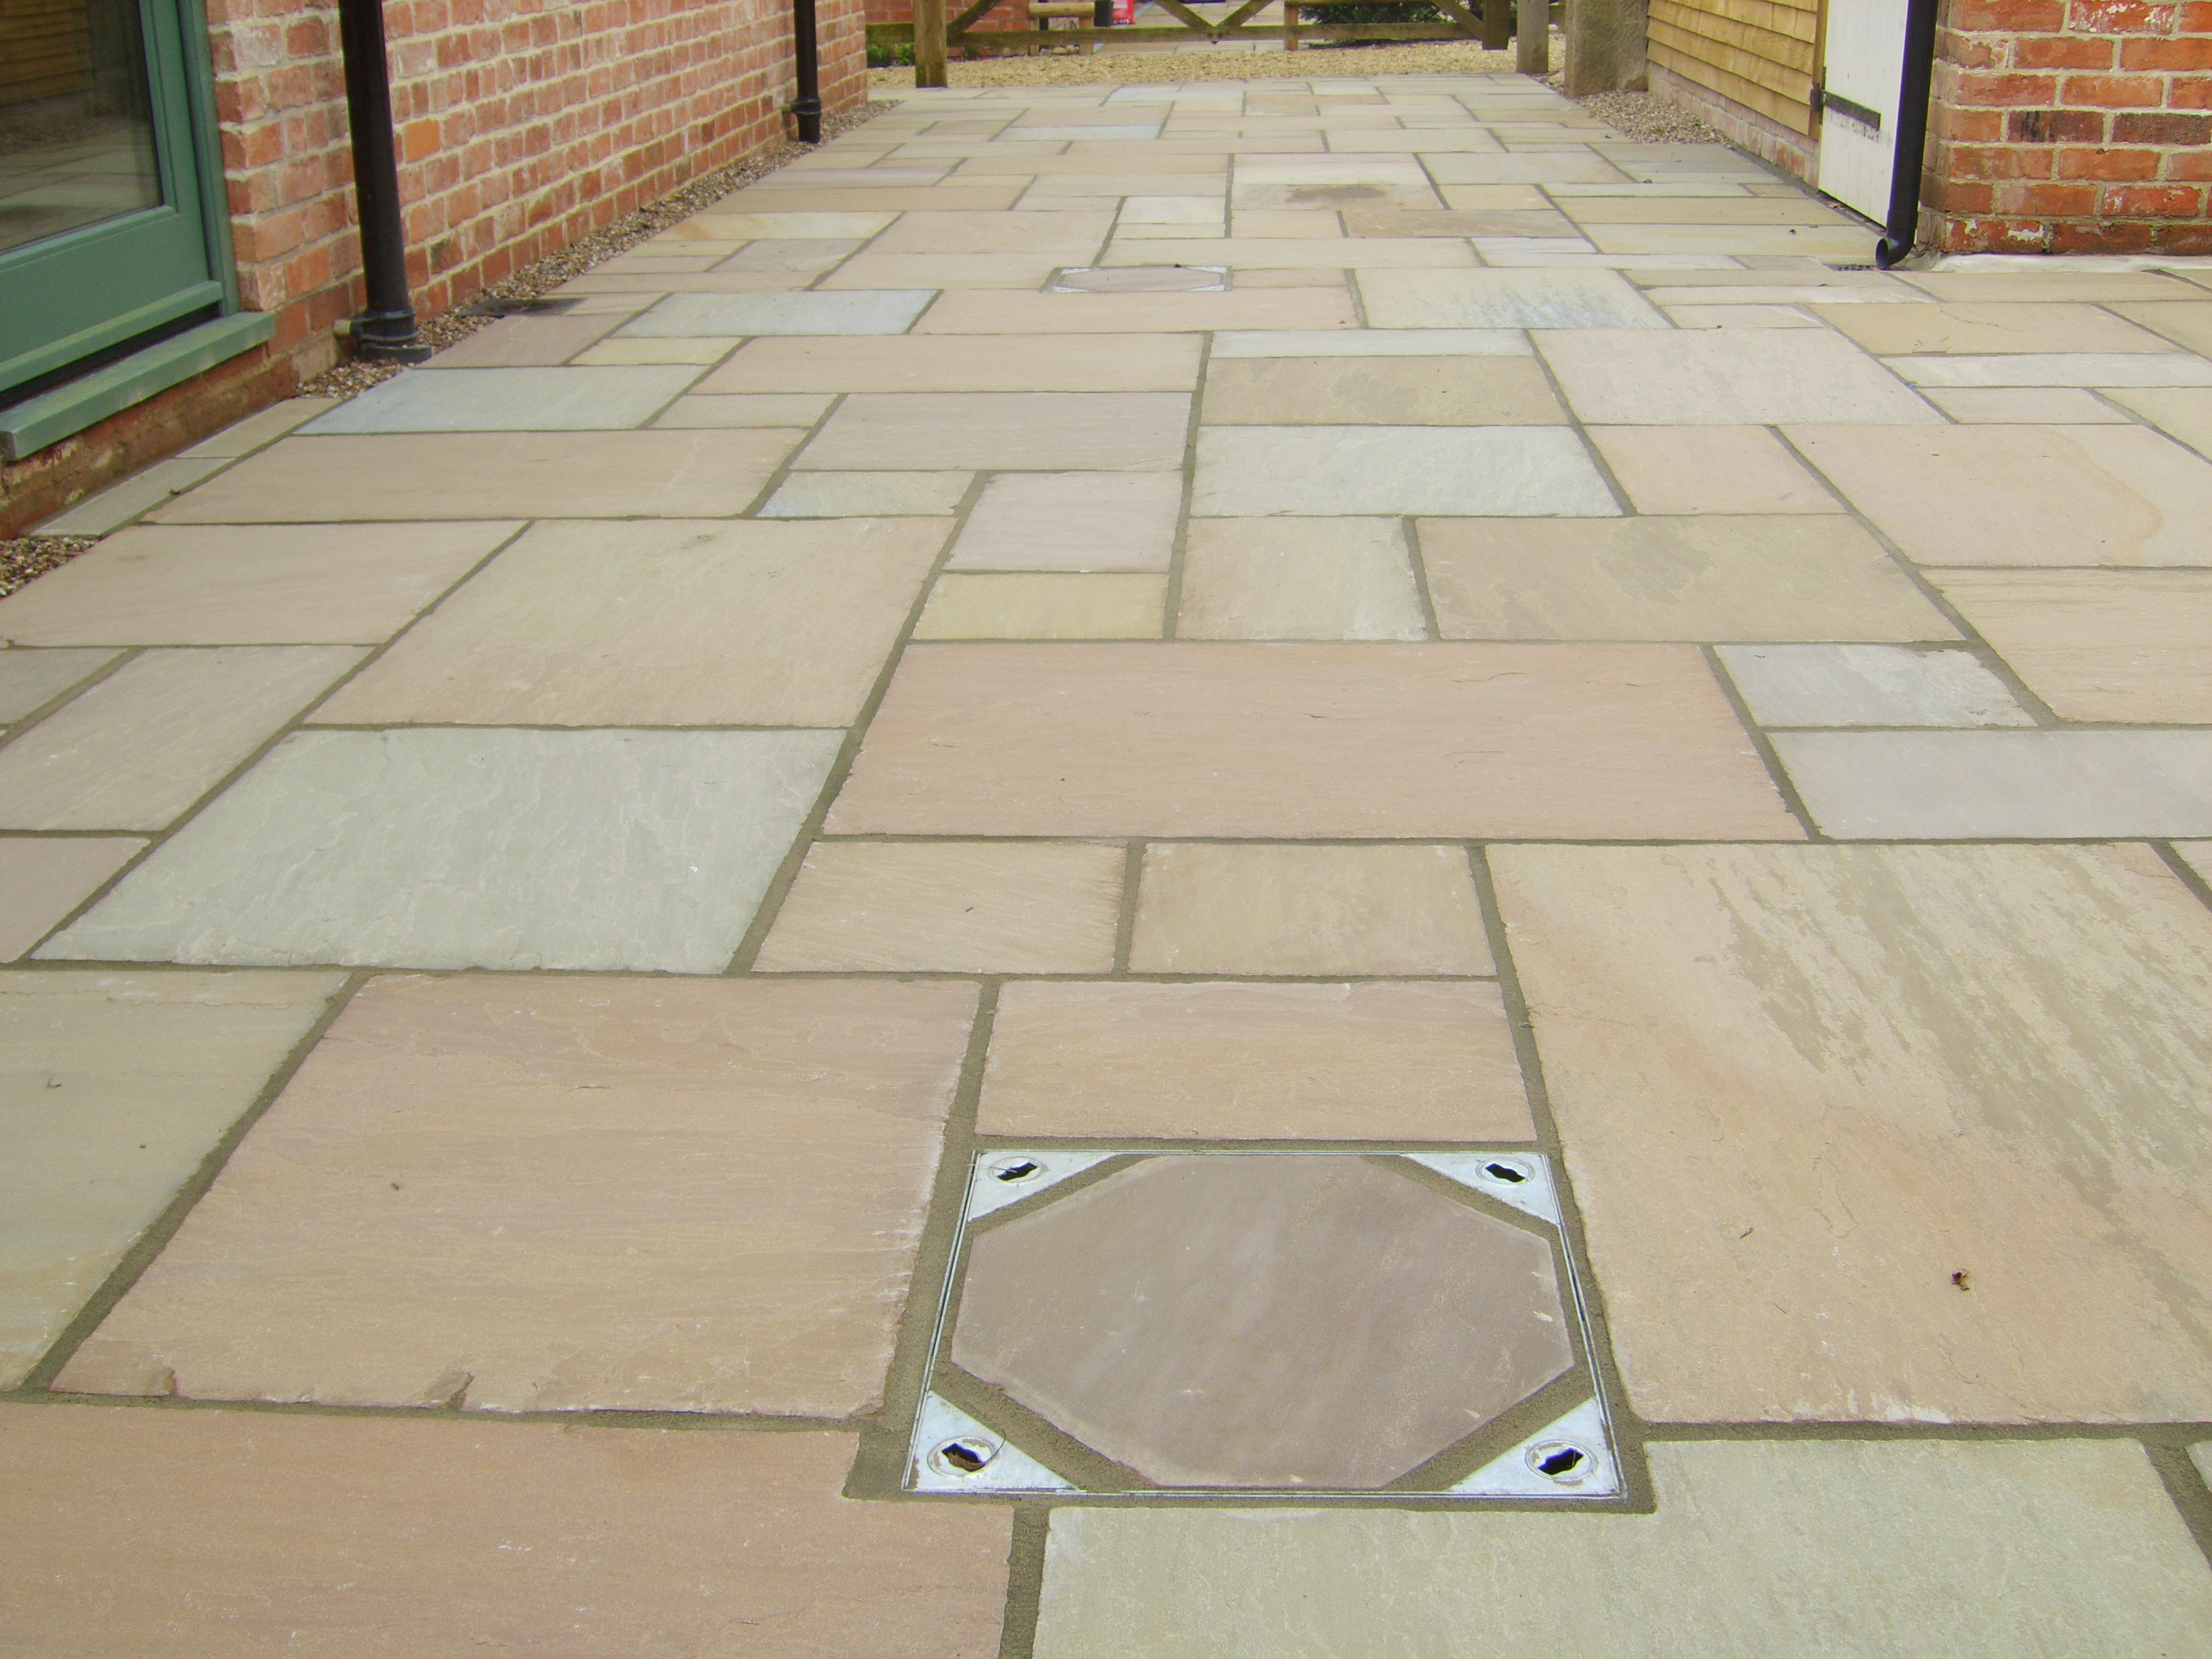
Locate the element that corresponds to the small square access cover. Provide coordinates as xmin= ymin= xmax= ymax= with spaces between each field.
xmin=905 ymin=1147 xmax=1626 ymax=1501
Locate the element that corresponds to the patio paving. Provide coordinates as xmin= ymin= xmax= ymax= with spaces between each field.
xmin=5 ymin=72 xmax=2212 ymax=1656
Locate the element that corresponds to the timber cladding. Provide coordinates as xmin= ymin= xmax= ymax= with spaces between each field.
xmin=0 ymin=0 xmax=95 ymax=106
xmin=1648 ymin=0 xmax=1822 ymax=135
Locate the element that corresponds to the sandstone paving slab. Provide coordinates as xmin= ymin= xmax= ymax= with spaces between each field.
xmin=1107 ymin=237 xmax=1473 ymax=268
xmin=1921 ymin=386 xmax=2132 ymax=422
xmin=1931 ymin=569 xmax=2212 ymax=723
xmin=1229 ymin=155 xmax=1441 ymax=209
xmin=914 ymin=289 xmax=1358 ymax=333
xmin=976 ymin=981 xmax=1530 ymax=1140
xmin=300 ymin=366 xmax=702 ymax=432
xmin=1231 ymin=206 xmax=1350 ymax=235
xmin=0 ymin=522 xmax=517 ymax=645
xmin=1775 ymin=729 xmax=2212 ymax=837
xmin=760 ymin=472 xmax=970 ymax=516
xmin=43 ymin=728 xmax=840 ymax=971
xmin=1585 ymin=425 xmax=1841 ymax=515
xmin=0 ymin=649 xmax=115 ymax=721
xmin=1209 ymin=327 xmax=1527 ymax=356
xmin=716 ymin=237 xmax=866 ymax=271
xmin=1420 ymin=516 xmax=1954 ymax=642
xmin=798 ymin=392 xmax=1189 ymax=471
xmin=1716 ymin=644 xmax=2030 ymax=727
xmin=2103 ymin=386 xmax=2212 ymax=460
xmin=150 ymin=430 xmax=802 ymax=521
xmin=1811 ymin=301 xmax=2176 ymax=357
xmin=1560 ymin=196 xmax=1851 ymax=225
xmin=0 ymin=969 xmax=342 ymax=1386
xmin=948 ymin=472 xmax=1182 ymax=572
xmin=712 ymin=186 xmax=1029 ymax=213
xmin=824 ymin=643 xmax=1801 ymax=840
xmin=0 ymin=1410 xmax=1012 ymax=1658
xmin=54 ymin=975 xmax=977 ymax=1412
xmin=755 ymin=840 xmax=1124 ymax=972
xmin=819 ymin=252 xmax=1065 ymax=290
xmin=1359 ymin=266 xmax=1664 ymax=329
xmin=1420 ymin=152 xmax=1628 ymax=184
xmin=1193 ymin=426 xmax=1616 ymax=516
xmin=1538 ymin=329 xmax=1940 ymax=424
xmin=1890 ymin=352 xmax=2212 ymax=388
xmin=1130 ymin=842 xmax=1491 ymax=975
xmin=1344 ymin=205 xmax=1577 ymax=237
xmin=178 ymin=396 xmax=336 ymax=457
xmin=0 ymin=647 xmax=365 ymax=832
xmin=1786 ymin=422 xmax=2212 ymax=567
xmin=0 ymin=838 xmax=142 ymax=959
xmin=2109 ymin=300 xmax=2212 ymax=356
xmin=1491 ymin=842 xmax=2212 ymax=1422
xmin=653 ymin=391 xmax=835 ymax=426
xmin=617 ymin=289 xmax=935 ymax=337
xmin=1176 ymin=516 xmax=1426 ymax=640
xmin=1899 ymin=270 xmax=2205 ymax=303
xmin=32 ymin=456 xmax=228 ymax=535
xmin=915 ymin=573 xmax=1166 ymax=639
xmin=416 ymin=312 xmax=625 ymax=367
xmin=576 ymin=335 xmax=744 ymax=365
xmin=1200 ymin=354 xmax=1565 ymax=426
xmin=676 ymin=209 xmax=899 ymax=239
xmin=1030 ymin=1440 xmax=2212 ymax=1659
xmin=701 ymin=332 xmax=1202 ymax=393
xmin=1662 ymin=302 xmax=1822 ymax=329
xmin=308 ymin=518 xmax=945 ymax=727
xmin=2177 ymin=842 xmax=2212 ymax=888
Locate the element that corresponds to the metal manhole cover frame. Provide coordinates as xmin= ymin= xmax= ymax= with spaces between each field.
xmin=902 ymin=1145 xmax=1633 ymax=1505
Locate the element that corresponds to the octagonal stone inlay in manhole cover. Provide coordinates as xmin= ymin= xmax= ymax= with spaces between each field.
xmin=906 ymin=1149 xmax=1624 ymax=1500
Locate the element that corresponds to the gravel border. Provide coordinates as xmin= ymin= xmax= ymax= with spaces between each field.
xmin=867 ymin=37 xmax=1532 ymax=86
xmin=0 ymin=535 xmax=98 ymax=599
xmin=301 ymin=102 xmax=888 ymax=401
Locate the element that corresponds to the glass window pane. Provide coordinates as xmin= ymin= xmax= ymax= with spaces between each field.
xmin=0 ymin=0 xmax=164 ymax=255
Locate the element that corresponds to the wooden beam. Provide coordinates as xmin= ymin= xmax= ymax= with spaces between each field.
xmin=915 ymin=0 xmax=949 ymax=86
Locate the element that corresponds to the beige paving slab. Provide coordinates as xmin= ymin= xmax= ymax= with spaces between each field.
xmin=0 ymin=970 xmax=342 ymax=1385
xmin=1419 ymin=516 xmax=1954 ymax=642
xmin=712 ymin=184 xmax=1029 ymax=213
xmin=33 ymin=456 xmax=227 ymax=535
xmin=1788 ymin=422 xmax=2212 ymax=566
xmin=819 ymin=252 xmax=1066 ymax=289
xmin=1423 ymin=152 xmax=1629 ymax=184
xmin=1492 ymin=842 xmax=2212 ymax=1424
xmin=1193 ymin=426 xmax=1616 ymax=516
xmin=760 ymin=471 xmax=970 ymax=516
xmin=1890 ymin=350 xmax=2212 ymax=388
xmin=56 ymin=975 xmax=979 ymax=1413
xmin=1586 ymin=426 xmax=1842 ymax=514
xmin=1561 ymin=196 xmax=1853 ymax=225
xmin=914 ymin=573 xmax=1166 ymax=639
xmin=1662 ymin=303 xmax=1822 ymax=329
xmin=426 ymin=311 xmax=625 ymax=366
xmin=797 ymin=391 xmax=1189 ymax=471
xmin=2175 ymin=841 xmax=2212 ymax=887
xmin=651 ymin=390 xmax=836 ymax=427
xmin=1231 ymin=207 xmax=1347 ymax=235
xmin=178 ymin=397 xmax=337 ymax=458
xmin=1932 ymin=568 xmax=2212 ymax=722
xmin=149 ymin=430 xmax=802 ymax=521
xmin=1814 ymin=301 xmax=2177 ymax=356
xmin=755 ymin=840 xmax=1124 ymax=972
xmin=1228 ymin=154 xmax=1449 ymax=210
xmin=825 ymin=643 xmax=1801 ymax=840
xmin=309 ymin=518 xmax=944 ymax=728
xmin=1901 ymin=270 xmax=2206 ymax=303
xmin=914 ymin=288 xmax=1358 ymax=333
xmin=700 ymin=332 xmax=1202 ymax=393
xmin=556 ymin=270 xmax=815 ymax=295
xmin=2102 ymin=385 xmax=2212 ymax=460
xmin=0 ymin=649 xmax=116 ymax=721
xmin=0 ymin=838 xmax=142 ymax=959
xmin=1130 ymin=842 xmax=1492 ymax=975
xmin=715 ymin=237 xmax=866 ymax=272
xmin=947 ymin=472 xmax=1183 ymax=572
xmin=1031 ymin=1441 xmax=2212 ymax=1659
xmin=1538 ymin=329 xmax=1941 ymax=424
xmin=0 ymin=1410 xmax=1012 ymax=1659
xmin=1200 ymin=354 xmax=1565 ymax=426
xmin=1361 ymin=266 xmax=1664 ymax=329
xmin=976 ymin=980 xmax=1530 ymax=1140
xmin=0 ymin=523 xmax=518 ymax=645
xmin=679 ymin=210 xmax=898 ymax=237
xmin=0 ymin=647 xmax=364 ymax=831
xmin=1176 ymin=516 xmax=1426 ymax=640
xmin=2108 ymin=300 xmax=2212 ymax=356
xmin=1922 ymin=386 xmax=2132 ymax=423
xmin=1107 ymin=237 xmax=1471 ymax=269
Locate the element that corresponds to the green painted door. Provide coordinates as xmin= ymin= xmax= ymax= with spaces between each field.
xmin=0 ymin=0 xmax=224 ymax=401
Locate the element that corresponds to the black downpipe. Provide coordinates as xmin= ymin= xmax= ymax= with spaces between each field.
xmin=1876 ymin=0 xmax=1942 ymax=268
xmin=792 ymin=0 xmax=823 ymax=144
xmin=337 ymin=0 xmax=430 ymax=361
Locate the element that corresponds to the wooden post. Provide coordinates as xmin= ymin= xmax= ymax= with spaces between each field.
xmin=1284 ymin=0 xmax=1299 ymax=49
xmin=1563 ymin=0 xmax=1643 ymax=95
xmin=1481 ymin=0 xmax=1510 ymax=49
xmin=915 ymin=0 xmax=949 ymax=87
xmin=1515 ymin=0 xmax=1547 ymax=72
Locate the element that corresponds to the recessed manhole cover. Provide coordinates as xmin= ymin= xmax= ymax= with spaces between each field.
xmin=905 ymin=1148 xmax=1627 ymax=1501
xmin=1050 ymin=265 xmax=1228 ymax=293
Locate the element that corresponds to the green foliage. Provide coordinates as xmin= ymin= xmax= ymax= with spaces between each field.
xmin=867 ymin=41 xmax=916 ymax=66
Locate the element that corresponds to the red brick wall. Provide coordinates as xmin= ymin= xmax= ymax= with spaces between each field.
xmin=1927 ymin=0 xmax=2212 ymax=252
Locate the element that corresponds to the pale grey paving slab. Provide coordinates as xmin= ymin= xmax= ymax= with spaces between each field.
xmin=0 ymin=647 xmax=365 ymax=832
xmin=1716 ymin=644 xmax=2032 ymax=727
xmin=424 ymin=313 xmax=624 ymax=368
xmin=0 ymin=838 xmax=142 ymax=960
xmin=797 ymin=392 xmax=1190 ymax=471
xmin=617 ymin=290 xmax=935 ymax=336
xmin=298 ymin=367 xmax=702 ymax=433
xmin=1193 ymin=427 xmax=1618 ymax=516
xmin=760 ymin=472 xmax=970 ymax=516
xmin=1360 ymin=268 xmax=1667 ymax=329
xmin=42 ymin=728 xmax=842 ymax=972
xmin=0 ymin=970 xmax=345 ymax=1386
xmin=1032 ymin=1441 xmax=2212 ymax=1658
xmin=0 ymin=650 xmax=116 ymax=722
xmin=34 ymin=457 xmax=228 ymax=535
xmin=1538 ymin=329 xmax=1942 ymax=424
xmin=948 ymin=473 xmax=1183 ymax=572
xmin=1890 ymin=352 xmax=2212 ymax=388
xmin=1774 ymin=730 xmax=2212 ymax=838
xmin=1210 ymin=329 xmax=1528 ymax=356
